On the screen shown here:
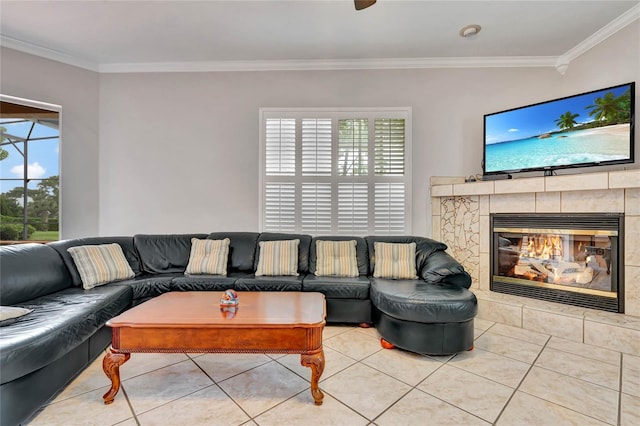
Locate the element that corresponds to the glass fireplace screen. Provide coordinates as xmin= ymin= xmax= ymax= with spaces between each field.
xmin=490 ymin=213 xmax=623 ymax=312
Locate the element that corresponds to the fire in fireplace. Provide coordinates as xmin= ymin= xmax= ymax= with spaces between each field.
xmin=491 ymin=213 xmax=623 ymax=313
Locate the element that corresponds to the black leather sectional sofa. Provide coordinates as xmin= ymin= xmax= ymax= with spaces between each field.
xmin=0 ymin=232 xmax=476 ymax=425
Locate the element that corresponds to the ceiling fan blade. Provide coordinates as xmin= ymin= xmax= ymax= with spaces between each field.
xmin=355 ymin=0 xmax=376 ymax=10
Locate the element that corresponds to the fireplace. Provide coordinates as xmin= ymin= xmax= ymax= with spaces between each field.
xmin=490 ymin=213 xmax=624 ymax=313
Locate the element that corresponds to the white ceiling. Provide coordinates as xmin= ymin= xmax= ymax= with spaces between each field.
xmin=1 ymin=0 xmax=639 ymax=73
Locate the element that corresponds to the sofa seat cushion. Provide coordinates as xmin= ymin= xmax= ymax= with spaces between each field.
xmin=0 ymin=285 xmax=132 ymax=385
xmin=234 ymin=276 xmax=303 ymax=291
xmin=171 ymin=272 xmax=249 ymax=292
xmin=111 ymin=273 xmax=177 ymax=301
xmin=370 ymin=278 xmax=477 ymax=324
xmin=302 ymin=275 xmax=370 ymax=299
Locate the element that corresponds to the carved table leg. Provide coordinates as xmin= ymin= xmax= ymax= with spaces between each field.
xmin=301 ymin=349 xmax=325 ymax=405
xmin=102 ymin=348 xmax=130 ymax=404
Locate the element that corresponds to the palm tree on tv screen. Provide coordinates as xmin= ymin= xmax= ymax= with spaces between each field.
xmin=586 ymin=91 xmax=625 ymax=124
xmin=554 ymin=111 xmax=580 ymax=130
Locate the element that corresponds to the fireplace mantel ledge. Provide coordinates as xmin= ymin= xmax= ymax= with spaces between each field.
xmin=430 ymin=169 xmax=640 ymax=197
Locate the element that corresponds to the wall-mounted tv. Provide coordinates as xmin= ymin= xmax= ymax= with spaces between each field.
xmin=483 ymin=82 xmax=635 ymax=178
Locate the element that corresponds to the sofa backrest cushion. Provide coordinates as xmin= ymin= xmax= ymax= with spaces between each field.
xmin=134 ymin=234 xmax=208 ymax=274
xmin=0 ymin=243 xmax=72 ymax=305
xmin=254 ymin=233 xmax=312 ymax=274
xmin=49 ymin=237 xmax=142 ymax=288
xmin=207 ymin=232 xmax=260 ymax=273
xmin=309 ymin=236 xmax=369 ymax=276
xmin=365 ymin=236 xmax=448 ymax=275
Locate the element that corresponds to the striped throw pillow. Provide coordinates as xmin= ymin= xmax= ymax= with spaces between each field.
xmin=373 ymin=242 xmax=418 ymax=279
xmin=185 ymin=238 xmax=230 ymax=275
xmin=67 ymin=243 xmax=135 ymax=290
xmin=255 ymin=239 xmax=300 ymax=276
xmin=315 ymin=240 xmax=359 ymax=277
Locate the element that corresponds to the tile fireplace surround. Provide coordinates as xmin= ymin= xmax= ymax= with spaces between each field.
xmin=430 ymin=170 xmax=640 ymax=355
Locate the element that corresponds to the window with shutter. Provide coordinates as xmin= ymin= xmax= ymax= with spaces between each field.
xmin=374 ymin=182 xmax=405 ymax=234
xmin=338 ymin=119 xmax=368 ymax=176
xmin=375 ymin=119 xmax=405 ymax=175
xmin=260 ymin=108 xmax=411 ymax=235
xmin=338 ymin=183 xmax=369 ymax=234
xmin=302 ymin=118 xmax=332 ymax=176
xmin=301 ymin=183 xmax=332 ymax=233
xmin=265 ymin=118 xmax=296 ymax=176
xmin=264 ymin=183 xmax=296 ymax=232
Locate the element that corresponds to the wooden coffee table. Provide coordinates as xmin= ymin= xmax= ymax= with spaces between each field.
xmin=102 ymin=291 xmax=326 ymax=405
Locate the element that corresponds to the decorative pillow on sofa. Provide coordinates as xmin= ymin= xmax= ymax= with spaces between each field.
xmin=0 ymin=306 xmax=33 ymax=327
xmin=185 ymin=238 xmax=230 ymax=275
xmin=315 ymin=240 xmax=359 ymax=277
xmin=67 ymin=243 xmax=135 ymax=290
xmin=373 ymin=242 xmax=418 ymax=279
xmin=255 ymin=239 xmax=300 ymax=276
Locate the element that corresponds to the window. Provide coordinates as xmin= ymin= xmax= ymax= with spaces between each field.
xmin=0 ymin=96 xmax=61 ymax=242
xmin=260 ymin=108 xmax=411 ymax=235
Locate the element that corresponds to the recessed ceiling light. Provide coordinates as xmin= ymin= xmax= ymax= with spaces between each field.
xmin=459 ymin=24 xmax=481 ymax=38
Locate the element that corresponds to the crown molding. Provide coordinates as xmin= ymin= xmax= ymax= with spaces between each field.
xmin=98 ymin=56 xmax=558 ymax=73
xmin=2 ymin=4 xmax=638 ymax=75
xmin=0 ymin=35 xmax=99 ymax=72
xmin=556 ymin=3 xmax=640 ymax=74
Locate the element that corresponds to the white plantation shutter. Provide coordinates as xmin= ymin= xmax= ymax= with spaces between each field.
xmin=264 ymin=183 xmax=295 ymax=232
xmin=301 ymin=183 xmax=332 ymax=233
xmin=302 ymin=119 xmax=332 ymax=176
xmin=375 ymin=119 xmax=405 ymax=175
xmin=338 ymin=183 xmax=369 ymax=234
xmin=260 ymin=108 xmax=411 ymax=235
xmin=338 ymin=119 xmax=368 ymax=176
xmin=375 ymin=183 xmax=406 ymax=233
xmin=265 ymin=118 xmax=295 ymax=176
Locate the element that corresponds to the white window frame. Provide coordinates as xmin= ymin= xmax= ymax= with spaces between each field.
xmin=259 ymin=107 xmax=412 ymax=236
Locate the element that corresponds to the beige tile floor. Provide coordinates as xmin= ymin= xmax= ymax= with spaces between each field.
xmin=27 ymin=320 xmax=640 ymax=426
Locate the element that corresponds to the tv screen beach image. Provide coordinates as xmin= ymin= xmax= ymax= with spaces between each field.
xmin=484 ymin=84 xmax=633 ymax=173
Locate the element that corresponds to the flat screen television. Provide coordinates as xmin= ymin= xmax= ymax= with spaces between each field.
xmin=483 ymin=82 xmax=635 ymax=178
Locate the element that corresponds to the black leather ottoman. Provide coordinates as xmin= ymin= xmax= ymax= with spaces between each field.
xmin=370 ymin=278 xmax=477 ymax=355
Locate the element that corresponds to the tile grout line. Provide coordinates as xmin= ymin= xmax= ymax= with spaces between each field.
xmin=491 ymin=332 xmax=551 ymax=425
xmin=188 ymin=354 xmax=257 ymax=423
xmin=366 ymin=341 xmax=507 ymax=426
xmin=617 ymin=352 xmax=623 ymax=426
xmin=508 ymin=339 xmax=623 ymax=425
xmin=119 ymin=384 xmax=140 ymax=426
xmin=31 ymin=324 xmax=631 ymax=425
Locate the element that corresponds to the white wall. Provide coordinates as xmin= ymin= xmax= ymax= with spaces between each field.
xmin=3 ymin=19 xmax=637 ymax=239
xmin=558 ymin=21 xmax=640 ymax=176
xmin=0 ymin=47 xmax=100 ymax=238
xmin=98 ymin=21 xmax=638 ymax=237
xmin=99 ymin=67 xmax=564 ymax=236
xmin=562 ymin=21 xmax=640 ymax=96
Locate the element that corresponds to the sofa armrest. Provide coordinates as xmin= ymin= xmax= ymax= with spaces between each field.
xmin=420 ymin=251 xmax=472 ymax=289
